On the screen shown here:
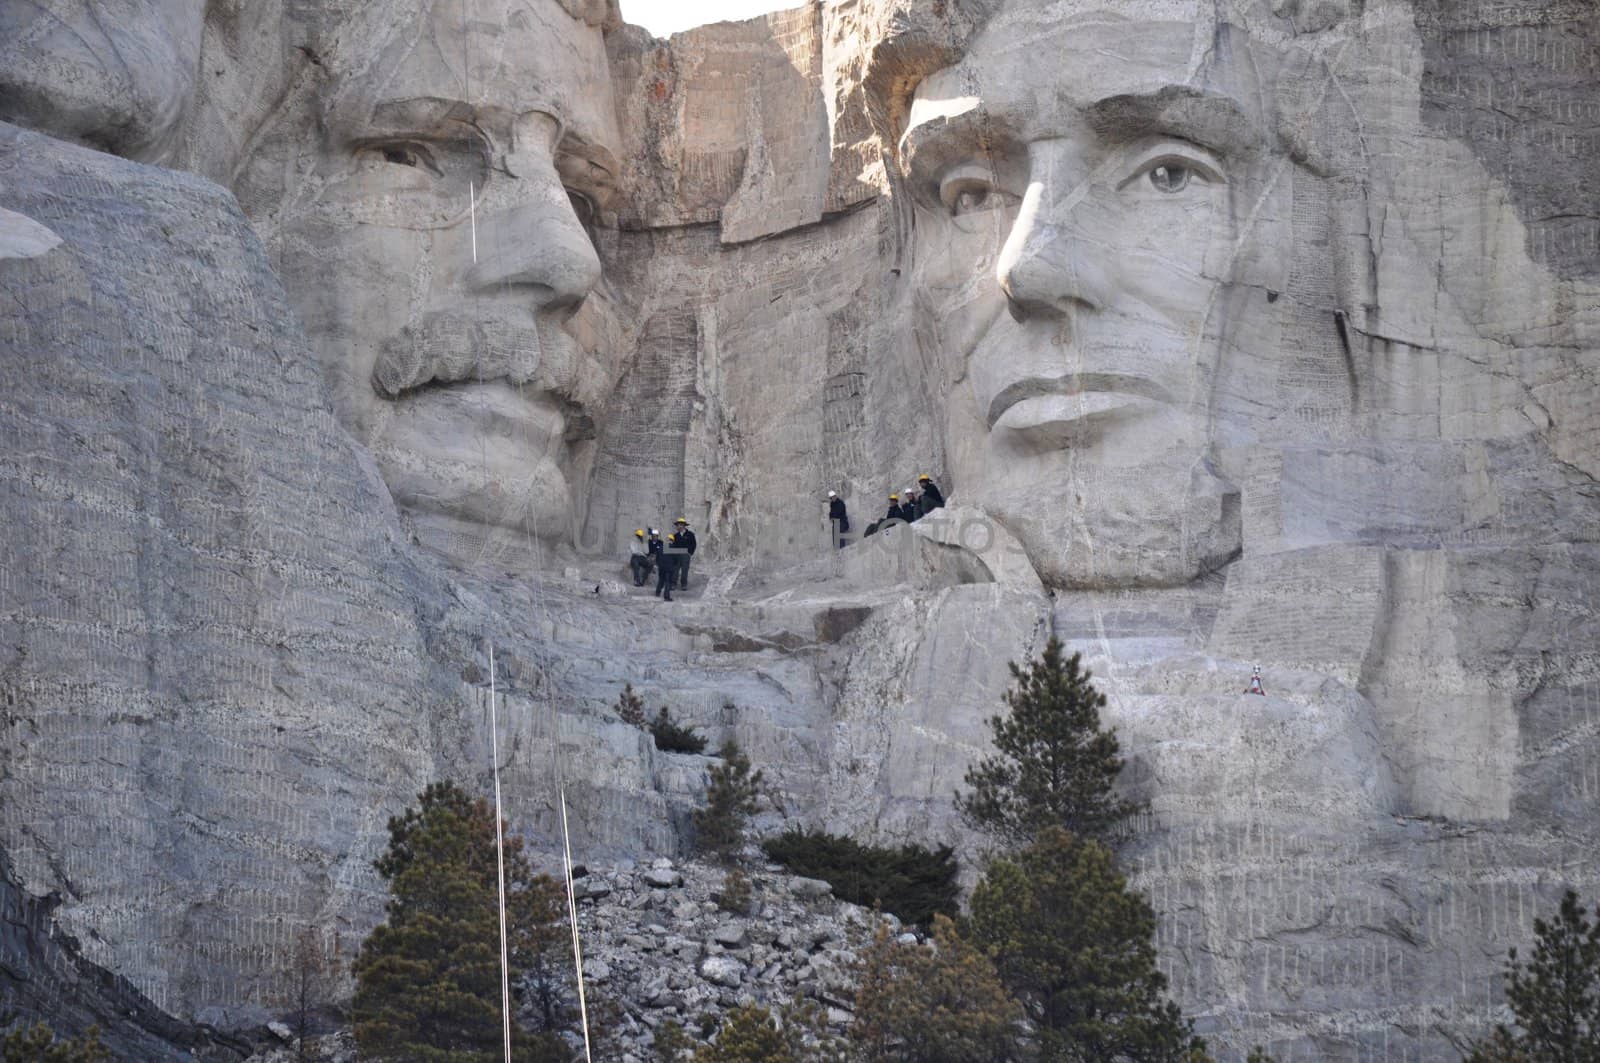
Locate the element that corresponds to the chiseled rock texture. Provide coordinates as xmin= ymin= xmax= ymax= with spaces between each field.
xmin=582 ymin=7 xmax=1600 ymax=1057
xmin=0 ymin=847 xmax=250 ymax=1061
xmin=0 ymin=124 xmax=741 ymax=1036
xmin=0 ymin=122 xmax=445 ymax=1025
xmin=1 ymin=0 xmax=1598 ymax=1060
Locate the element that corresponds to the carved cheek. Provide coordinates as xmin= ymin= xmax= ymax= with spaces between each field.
xmin=914 ymin=212 xmax=1010 ymax=356
xmin=1105 ymin=192 xmax=1228 ymax=328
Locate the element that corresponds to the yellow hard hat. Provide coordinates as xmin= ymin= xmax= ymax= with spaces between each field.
xmin=889 ymin=493 xmax=899 ymax=500
xmin=918 ymin=474 xmax=931 ymax=482
xmin=635 ymin=529 xmax=644 ymax=538
xmin=675 ymin=517 xmax=687 ymax=524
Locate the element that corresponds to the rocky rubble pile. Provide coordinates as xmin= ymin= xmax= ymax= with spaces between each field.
xmin=249 ymin=854 xmax=894 ymax=1062
xmin=571 ymin=856 xmax=890 ymax=1059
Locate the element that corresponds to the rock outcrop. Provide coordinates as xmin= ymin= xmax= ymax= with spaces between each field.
xmin=0 ymin=847 xmax=250 ymax=1060
xmin=0 ymin=121 xmax=445 ymax=1025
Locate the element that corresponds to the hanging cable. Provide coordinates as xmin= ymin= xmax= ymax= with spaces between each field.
xmin=488 ymin=642 xmax=513 ymax=1062
xmin=460 ymin=2 xmax=598 ymax=1043
xmin=460 ymin=11 xmax=516 ymax=1062
xmin=560 ymin=787 xmax=594 ymax=1061
xmin=459 ymin=9 xmax=593 ymax=1053
xmin=515 ymin=267 xmax=595 ymax=1063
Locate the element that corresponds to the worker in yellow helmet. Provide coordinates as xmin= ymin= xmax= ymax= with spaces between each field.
xmin=867 ymin=494 xmax=900 ymax=539
xmin=629 ymin=528 xmax=652 ymax=586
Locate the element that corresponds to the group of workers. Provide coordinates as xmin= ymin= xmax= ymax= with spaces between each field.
xmin=622 ymin=474 xmax=945 ymax=599
xmin=628 ymin=519 xmax=698 ymax=602
xmin=826 ymin=473 xmax=945 ymax=547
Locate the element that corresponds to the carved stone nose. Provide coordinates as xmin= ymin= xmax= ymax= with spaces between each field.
xmin=468 ymin=199 xmax=601 ymax=306
xmin=998 ymin=224 xmax=1106 ymax=322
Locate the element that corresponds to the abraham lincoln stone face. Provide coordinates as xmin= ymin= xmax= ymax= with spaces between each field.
xmin=274 ymin=0 xmax=622 ymax=548
xmin=901 ymin=1 xmax=1309 ymax=588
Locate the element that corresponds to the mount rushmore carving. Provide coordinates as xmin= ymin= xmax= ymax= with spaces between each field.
xmin=2 ymin=0 xmax=1597 ymax=1057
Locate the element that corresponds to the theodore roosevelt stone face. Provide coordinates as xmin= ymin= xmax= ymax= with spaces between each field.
xmin=900 ymin=1 xmax=1300 ymax=589
xmin=273 ymin=0 xmax=622 ymax=549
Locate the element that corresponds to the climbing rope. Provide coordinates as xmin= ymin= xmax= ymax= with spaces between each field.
xmin=460 ymin=7 xmax=593 ymax=1053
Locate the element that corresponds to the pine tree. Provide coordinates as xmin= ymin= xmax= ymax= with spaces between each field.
xmin=352 ymin=780 xmax=574 ymax=1062
xmin=761 ymin=828 xmax=960 ymax=927
xmin=651 ymin=706 xmax=709 ymax=754
xmin=0 ymin=1024 xmax=109 ymax=1063
xmin=615 ymin=683 xmax=648 ymax=729
xmin=968 ymin=827 xmax=1206 ymax=1062
xmin=1467 ymin=889 xmax=1600 ymax=1062
xmin=956 ymin=637 xmax=1140 ymax=846
xmin=693 ymin=741 xmax=763 ymax=859
xmin=691 ymin=1003 xmax=838 ymax=1062
xmin=695 ymin=1006 xmax=801 ymax=1062
xmin=653 ymin=1019 xmax=698 ymax=1061
xmin=285 ymin=926 xmax=333 ymax=1061
xmin=717 ymin=867 xmax=755 ymax=915
xmin=850 ymin=914 xmax=1023 ymax=1062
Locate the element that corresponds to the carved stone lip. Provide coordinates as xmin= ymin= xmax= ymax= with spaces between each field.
xmin=985 ymin=372 xmax=1173 ymax=430
xmin=372 ymin=310 xmax=555 ymax=398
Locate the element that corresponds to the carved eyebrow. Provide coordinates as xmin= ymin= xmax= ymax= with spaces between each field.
xmin=1083 ymin=87 xmax=1264 ymax=158
xmin=365 ymin=97 xmax=479 ymax=138
xmin=900 ymin=108 xmax=1019 ymax=181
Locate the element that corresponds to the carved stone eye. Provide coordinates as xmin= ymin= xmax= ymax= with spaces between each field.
xmin=1149 ymin=164 xmax=1191 ymax=193
xmin=568 ymin=189 xmax=595 ymax=228
xmin=955 ymin=188 xmax=989 ymax=214
xmin=382 ymin=146 xmax=422 ymax=167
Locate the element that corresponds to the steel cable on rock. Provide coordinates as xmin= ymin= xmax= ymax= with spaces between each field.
xmin=457 ymin=6 xmax=593 ymax=1050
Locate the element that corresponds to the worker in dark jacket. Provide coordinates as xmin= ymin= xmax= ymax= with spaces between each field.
xmin=902 ymin=485 xmax=921 ymax=522
xmin=653 ymin=528 xmax=678 ymax=601
xmin=827 ymin=490 xmax=849 ymax=548
xmin=646 ymin=528 xmax=665 ymax=571
xmin=673 ymin=517 xmax=697 ymax=588
xmin=917 ymin=474 xmax=945 ymax=515
xmin=885 ymin=493 xmax=911 ymax=525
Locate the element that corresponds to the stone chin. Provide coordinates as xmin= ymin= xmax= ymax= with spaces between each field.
xmin=367 ymin=380 xmax=577 ymax=543
xmin=977 ymin=446 xmax=1241 ymax=590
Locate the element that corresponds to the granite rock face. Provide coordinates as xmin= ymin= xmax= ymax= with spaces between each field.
xmin=0 ymin=847 xmax=250 ymax=1061
xmin=1 ymin=0 xmax=1598 ymax=1059
xmin=0 ymin=123 xmax=447 ymax=1025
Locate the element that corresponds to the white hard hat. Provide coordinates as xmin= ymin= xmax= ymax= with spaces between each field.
xmin=827 ymin=490 xmax=837 ymax=498
xmin=904 ymin=487 xmax=915 ymax=495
